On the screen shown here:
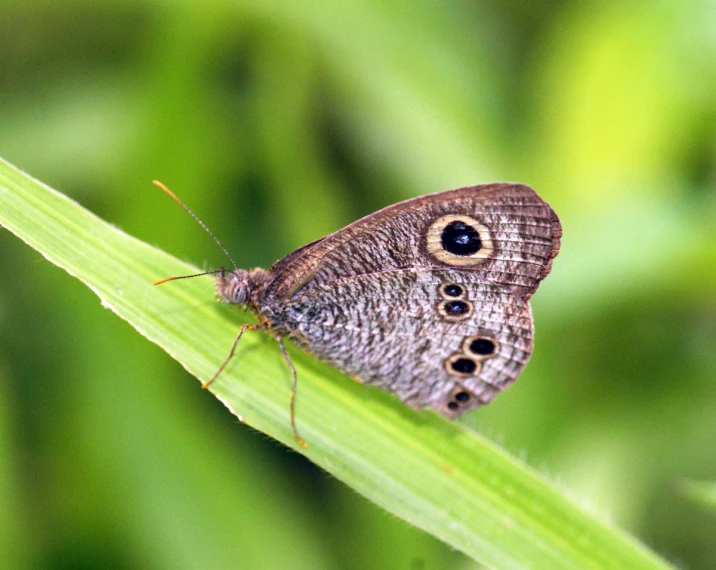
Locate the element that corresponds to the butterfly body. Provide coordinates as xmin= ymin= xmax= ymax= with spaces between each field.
xmin=215 ymin=183 xmax=561 ymax=419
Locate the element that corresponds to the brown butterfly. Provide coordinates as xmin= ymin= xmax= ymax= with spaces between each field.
xmin=157 ymin=182 xmax=561 ymax=447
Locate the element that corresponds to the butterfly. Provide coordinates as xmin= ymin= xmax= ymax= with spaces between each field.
xmin=157 ymin=182 xmax=561 ymax=447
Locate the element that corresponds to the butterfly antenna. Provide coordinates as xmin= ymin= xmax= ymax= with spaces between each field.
xmin=153 ymin=269 xmax=225 ymax=286
xmin=153 ymin=180 xmax=239 ymax=271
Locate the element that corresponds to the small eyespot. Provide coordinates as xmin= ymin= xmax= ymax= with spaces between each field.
xmin=463 ymin=336 xmax=499 ymax=358
xmin=452 ymin=358 xmax=476 ymax=374
xmin=444 ymin=300 xmax=469 ymax=316
xmin=438 ymin=299 xmax=474 ymax=322
xmin=438 ymin=283 xmax=465 ymax=298
xmin=444 ymin=386 xmax=474 ymax=414
xmin=425 ymin=215 xmax=494 ymax=266
xmin=445 ymin=354 xmax=481 ymax=377
xmin=454 ymin=390 xmax=471 ymax=403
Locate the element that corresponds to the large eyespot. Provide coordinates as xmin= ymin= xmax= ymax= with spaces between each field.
xmin=425 ymin=215 xmax=494 ymax=266
xmin=438 ymin=283 xmax=465 ymax=299
xmin=463 ymin=336 xmax=499 ymax=358
xmin=445 ymin=354 xmax=481 ymax=377
xmin=438 ymin=299 xmax=474 ymax=322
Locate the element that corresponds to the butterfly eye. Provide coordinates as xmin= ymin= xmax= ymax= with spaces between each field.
xmin=463 ymin=336 xmax=499 ymax=358
xmin=438 ymin=299 xmax=474 ymax=321
xmin=445 ymin=354 xmax=481 ymax=377
xmin=425 ymin=214 xmax=494 ymax=266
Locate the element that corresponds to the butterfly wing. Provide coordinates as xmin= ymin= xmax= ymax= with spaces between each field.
xmin=260 ymin=183 xmax=561 ymax=416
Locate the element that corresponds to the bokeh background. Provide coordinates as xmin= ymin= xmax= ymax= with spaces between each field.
xmin=1 ymin=1 xmax=715 ymax=568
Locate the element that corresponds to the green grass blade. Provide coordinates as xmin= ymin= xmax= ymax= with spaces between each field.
xmin=675 ymin=479 xmax=716 ymax=515
xmin=0 ymin=157 xmax=673 ymax=569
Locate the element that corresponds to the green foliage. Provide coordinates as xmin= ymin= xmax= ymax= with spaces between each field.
xmin=676 ymin=480 xmax=716 ymax=515
xmin=0 ymin=1 xmax=714 ymax=568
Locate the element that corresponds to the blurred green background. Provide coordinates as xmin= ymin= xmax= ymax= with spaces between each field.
xmin=1 ymin=1 xmax=714 ymax=568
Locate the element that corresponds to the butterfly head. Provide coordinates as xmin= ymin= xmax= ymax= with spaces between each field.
xmin=216 ymin=268 xmax=272 ymax=308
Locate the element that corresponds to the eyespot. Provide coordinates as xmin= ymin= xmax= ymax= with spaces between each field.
xmin=425 ymin=215 xmax=494 ymax=266
xmin=454 ymin=390 xmax=471 ymax=403
xmin=438 ymin=299 xmax=474 ymax=321
xmin=444 ymin=386 xmax=474 ymax=414
xmin=438 ymin=283 xmax=465 ymax=299
xmin=442 ymin=221 xmax=481 ymax=255
xmin=443 ymin=300 xmax=469 ymax=316
xmin=463 ymin=336 xmax=499 ymax=358
xmin=445 ymin=354 xmax=481 ymax=377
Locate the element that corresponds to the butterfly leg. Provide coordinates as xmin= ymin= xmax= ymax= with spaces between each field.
xmin=278 ymin=336 xmax=307 ymax=449
xmin=202 ymin=323 xmax=253 ymax=389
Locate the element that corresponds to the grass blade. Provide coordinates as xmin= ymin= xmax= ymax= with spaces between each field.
xmin=0 ymin=157 xmax=672 ymax=569
xmin=675 ymin=479 xmax=716 ymax=515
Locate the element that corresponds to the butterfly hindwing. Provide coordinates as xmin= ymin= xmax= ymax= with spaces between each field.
xmin=271 ymin=268 xmax=532 ymax=415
